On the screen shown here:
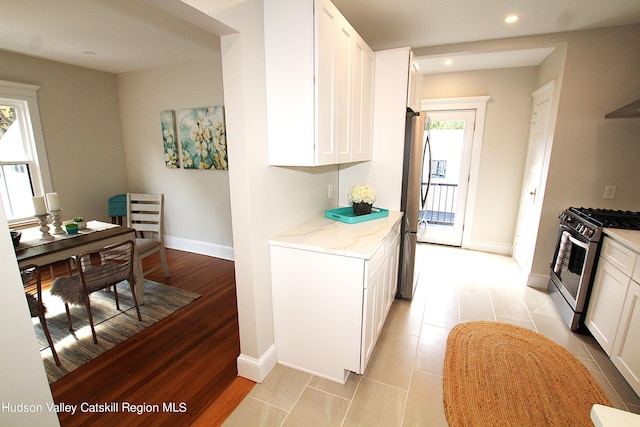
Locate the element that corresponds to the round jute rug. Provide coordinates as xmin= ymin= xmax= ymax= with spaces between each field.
xmin=443 ymin=321 xmax=612 ymax=427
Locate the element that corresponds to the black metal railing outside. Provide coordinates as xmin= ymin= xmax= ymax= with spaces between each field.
xmin=419 ymin=183 xmax=458 ymax=225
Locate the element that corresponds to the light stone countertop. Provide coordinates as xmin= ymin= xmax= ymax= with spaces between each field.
xmin=269 ymin=210 xmax=403 ymax=259
xmin=603 ymin=228 xmax=640 ymax=253
xmin=591 ymin=404 xmax=640 ymax=427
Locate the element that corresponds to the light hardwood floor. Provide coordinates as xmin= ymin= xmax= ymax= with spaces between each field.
xmin=44 ymin=248 xmax=251 ymax=426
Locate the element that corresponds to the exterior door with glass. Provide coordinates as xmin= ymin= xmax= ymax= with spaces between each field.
xmin=418 ymin=109 xmax=475 ymax=246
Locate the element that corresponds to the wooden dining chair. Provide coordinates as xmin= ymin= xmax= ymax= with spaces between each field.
xmin=21 ymin=264 xmax=61 ymax=365
xmin=126 ymin=193 xmax=170 ymax=278
xmin=50 ymin=240 xmax=142 ymax=344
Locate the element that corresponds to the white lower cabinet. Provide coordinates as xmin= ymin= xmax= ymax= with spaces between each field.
xmin=586 ymin=234 xmax=640 ymax=396
xmin=361 ymin=232 xmax=400 ymax=370
xmin=611 ymin=281 xmax=640 ymax=395
xmin=585 ymin=258 xmax=630 ymax=355
xmin=270 ymin=218 xmax=400 ymax=384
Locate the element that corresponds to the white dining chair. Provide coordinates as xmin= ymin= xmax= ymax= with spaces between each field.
xmin=126 ymin=193 xmax=170 ymax=278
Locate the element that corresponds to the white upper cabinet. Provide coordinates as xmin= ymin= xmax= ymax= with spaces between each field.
xmin=265 ymin=0 xmax=374 ymax=166
xmin=407 ymin=50 xmax=423 ymax=112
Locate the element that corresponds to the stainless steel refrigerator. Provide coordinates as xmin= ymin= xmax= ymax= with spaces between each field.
xmin=397 ymin=108 xmax=428 ymax=299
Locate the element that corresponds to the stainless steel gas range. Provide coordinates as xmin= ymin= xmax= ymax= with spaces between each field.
xmin=548 ymin=207 xmax=640 ymax=331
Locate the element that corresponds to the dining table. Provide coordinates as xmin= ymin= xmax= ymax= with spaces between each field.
xmin=14 ymin=220 xmax=146 ymax=303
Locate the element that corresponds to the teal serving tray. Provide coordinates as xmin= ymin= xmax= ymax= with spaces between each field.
xmin=325 ymin=206 xmax=389 ymax=224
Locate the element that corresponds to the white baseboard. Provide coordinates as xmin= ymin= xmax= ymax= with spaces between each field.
xmin=164 ymin=235 xmax=234 ymax=261
xmin=237 ymin=344 xmax=278 ymax=383
xmin=464 ymin=240 xmax=513 ymax=255
xmin=526 ymin=273 xmax=550 ymax=289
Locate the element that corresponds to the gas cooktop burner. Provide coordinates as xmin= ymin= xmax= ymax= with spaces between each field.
xmin=569 ymin=207 xmax=640 ymax=229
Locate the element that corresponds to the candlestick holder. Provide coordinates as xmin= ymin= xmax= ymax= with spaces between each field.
xmin=50 ymin=209 xmax=65 ymax=235
xmin=36 ymin=214 xmax=53 ymax=240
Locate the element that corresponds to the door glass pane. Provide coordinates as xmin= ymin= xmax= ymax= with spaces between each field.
xmin=420 ymin=120 xmax=465 ymax=227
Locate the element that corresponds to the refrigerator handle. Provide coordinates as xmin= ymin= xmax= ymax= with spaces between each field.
xmin=420 ymin=130 xmax=432 ymax=210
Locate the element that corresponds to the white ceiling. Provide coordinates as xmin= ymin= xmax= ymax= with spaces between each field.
xmin=1 ymin=0 xmax=640 ymax=75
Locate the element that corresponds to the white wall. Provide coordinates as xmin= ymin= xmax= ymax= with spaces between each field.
xmin=0 ymin=200 xmax=59 ymax=427
xmin=183 ymin=0 xmax=339 ymax=381
xmin=0 ymin=50 xmax=128 ymax=222
xmin=339 ymin=48 xmax=411 ymax=212
xmin=415 ymin=24 xmax=640 ymax=283
xmin=422 ymin=66 xmax=539 ymax=251
xmin=533 ymin=24 xmax=640 ymax=280
xmin=117 ymin=56 xmax=234 ymax=259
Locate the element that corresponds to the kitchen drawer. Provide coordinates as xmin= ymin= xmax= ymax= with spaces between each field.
xmin=601 ymin=237 xmax=637 ymax=277
xmin=389 ymin=219 xmax=401 ymax=242
xmin=366 ymin=243 xmax=385 ymax=284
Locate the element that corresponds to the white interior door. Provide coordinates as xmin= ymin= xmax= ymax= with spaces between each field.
xmin=514 ymin=83 xmax=555 ymax=273
xmin=418 ymin=109 xmax=475 ymax=246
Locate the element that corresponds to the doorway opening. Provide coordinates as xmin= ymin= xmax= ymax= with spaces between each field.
xmin=418 ymin=109 xmax=476 ymax=246
xmin=417 ymin=97 xmax=489 ymax=248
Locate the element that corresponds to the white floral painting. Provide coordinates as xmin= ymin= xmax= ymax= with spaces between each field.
xmin=178 ymin=106 xmax=228 ymax=170
xmin=160 ymin=110 xmax=179 ymax=169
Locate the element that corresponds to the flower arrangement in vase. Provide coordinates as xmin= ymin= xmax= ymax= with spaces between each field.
xmin=348 ymin=184 xmax=376 ymax=216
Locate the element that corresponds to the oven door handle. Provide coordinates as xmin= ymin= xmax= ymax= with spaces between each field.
xmin=567 ymin=234 xmax=590 ymax=250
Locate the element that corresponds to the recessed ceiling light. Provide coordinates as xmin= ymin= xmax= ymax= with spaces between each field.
xmin=444 ymin=60 xmax=453 ymax=66
xmin=505 ymin=15 xmax=519 ymax=24
xmin=83 ymin=50 xmax=97 ymax=55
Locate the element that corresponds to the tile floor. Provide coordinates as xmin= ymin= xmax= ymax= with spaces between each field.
xmin=223 ymin=244 xmax=640 ymax=426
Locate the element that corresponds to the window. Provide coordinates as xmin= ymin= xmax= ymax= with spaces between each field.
xmin=0 ymin=80 xmax=52 ymax=224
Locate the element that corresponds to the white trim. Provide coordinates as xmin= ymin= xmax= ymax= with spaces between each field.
xmin=532 ymin=80 xmax=556 ymax=100
xmin=526 ymin=272 xmax=550 ymax=289
xmin=164 ymin=235 xmax=234 ymax=261
xmin=464 ymin=240 xmax=512 ymax=255
xmin=0 ymin=80 xmax=40 ymax=97
xmin=237 ymin=343 xmax=278 ymax=383
xmin=421 ymin=96 xmax=490 ymax=250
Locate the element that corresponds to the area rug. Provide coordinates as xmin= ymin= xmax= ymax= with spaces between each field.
xmin=32 ymin=280 xmax=200 ymax=383
xmin=443 ymin=321 xmax=611 ymax=427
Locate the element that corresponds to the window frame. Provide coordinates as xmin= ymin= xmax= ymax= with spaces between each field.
xmin=0 ymin=80 xmax=53 ymax=225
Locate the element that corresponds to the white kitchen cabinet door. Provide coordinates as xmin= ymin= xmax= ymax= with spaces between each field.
xmin=585 ymin=258 xmax=630 ymax=355
xmin=361 ymin=47 xmax=375 ymax=160
xmin=316 ymin=0 xmax=349 ymax=165
xmin=385 ymin=232 xmax=401 ymax=313
xmin=611 ymin=281 xmax=640 ymax=396
xmin=362 ymin=266 xmax=382 ymax=370
xmin=315 ymin=1 xmax=334 ymax=164
xmin=407 ymin=50 xmax=423 ymax=112
xmin=265 ymin=0 xmax=374 ymax=167
xmin=334 ymin=18 xmax=353 ymax=164
xmin=350 ymin=37 xmax=375 ymax=162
